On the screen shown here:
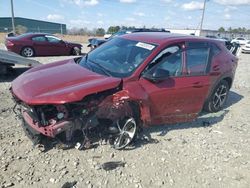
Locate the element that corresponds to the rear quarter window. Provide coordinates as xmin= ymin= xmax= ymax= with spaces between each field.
xmin=211 ymin=43 xmax=221 ymax=55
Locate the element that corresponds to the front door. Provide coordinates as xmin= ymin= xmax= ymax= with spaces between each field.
xmin=45 ymin=35 xmax=68 ymax=55
xmin=139 ymin=42 xmax=212 ymax=125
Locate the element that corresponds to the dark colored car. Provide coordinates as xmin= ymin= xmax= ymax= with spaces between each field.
xmin=5 ymin=33 xmax=82 ymax=57
xmin=88 ymin=28 xmax=170 ymax=49
xmin=11 ymin=33 xmax=238 ymax=150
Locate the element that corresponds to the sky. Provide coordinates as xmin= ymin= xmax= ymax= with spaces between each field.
xmin=0 ymin=0 xmax=250 ymax=30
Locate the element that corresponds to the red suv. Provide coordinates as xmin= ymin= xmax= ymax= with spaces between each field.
xmin=11 ymin=33 xmax=238 ymax=150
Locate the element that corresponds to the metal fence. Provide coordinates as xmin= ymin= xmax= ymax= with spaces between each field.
xmin=201 ymin=30 xmax=250 ymax=40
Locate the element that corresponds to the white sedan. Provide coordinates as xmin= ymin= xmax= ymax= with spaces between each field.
xmin=231 ymin=37 xmax=249 ymax=45
xmin=242 ymin=41 xmax=250 ymax=53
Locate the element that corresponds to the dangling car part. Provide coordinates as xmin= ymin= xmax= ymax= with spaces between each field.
xmin=11 ymin=33 xmax=238 ymax=151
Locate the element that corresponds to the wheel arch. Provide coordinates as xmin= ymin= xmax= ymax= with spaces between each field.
xmin=223 ymin=77 xmax=232 ymax=88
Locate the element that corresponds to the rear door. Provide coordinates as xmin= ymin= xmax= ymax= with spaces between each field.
xmin=31 ymin=35 xmax=51 ymax=56
xmin=139 ymin=42 xmax=212 ymax=125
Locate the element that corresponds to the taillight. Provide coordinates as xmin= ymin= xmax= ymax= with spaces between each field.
xmin=6 ymin=40 xmax=14 ymax=46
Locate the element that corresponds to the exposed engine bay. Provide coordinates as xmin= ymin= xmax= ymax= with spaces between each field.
xmin=12 ymin=85 xmax=140 ymax=151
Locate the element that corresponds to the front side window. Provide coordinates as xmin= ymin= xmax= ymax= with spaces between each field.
xmin=153 ymin=50 xmax=182 ymax=77
xmin=46 ymin=36 xmax=61 ymax=43
xmin=79 ymin=38 xmax=156 ymax=77
xmin=144 ymin=45 xmax=182 ymax=77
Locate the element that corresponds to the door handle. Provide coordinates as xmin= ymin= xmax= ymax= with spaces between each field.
xmin=212 ymin=65 xmax=220 ymax=71
xmin=192 ymin=81 xmax=203 ymax=88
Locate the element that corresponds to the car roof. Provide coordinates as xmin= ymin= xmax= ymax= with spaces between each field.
xmin=17 ymin=33 xmax=53 ymax=38
xmin=121 ymin=32 xmax=220 ymax=45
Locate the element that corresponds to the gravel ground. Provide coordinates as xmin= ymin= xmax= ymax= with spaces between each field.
xmin=0 ymin=46 xmax=250 ymax=188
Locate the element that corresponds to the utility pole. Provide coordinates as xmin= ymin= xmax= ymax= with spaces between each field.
xmin=11 ymin=0 xmax=16 ymax=34
xmin=199 ymin=0 xmax=207 ymax=36
xmin=61 ymin=24 xmax=63 ymax=35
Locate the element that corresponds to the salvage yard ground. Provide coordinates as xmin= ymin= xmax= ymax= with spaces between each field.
xmin=0 ymin=43 xmax=250 ymax=188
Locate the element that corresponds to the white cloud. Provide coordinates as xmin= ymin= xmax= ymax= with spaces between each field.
xmin=125 ymin=17 xmax=136 ymax=21
xmin=224 ymin=6 xmax=237 ymax=12
xmin=120 ymin=0 xmax=136 ymax=3
xmin=134 ymin=12 xmax=145 ymax=17
xmin=69 ymin=19 xmax=90 ymax=27
xmin=181 ymin=1 xmax=204 ymax=11
xmin=161 ymin=0 xmax=172 ymax=2
xmin=70 ymin=0 xmax=99 ymax=6
xmin=97 ymin=20 xmax=104 ymax=25
xmin=97 ymin=13 xmax=103 ymax=17
xmin=47 ymin=14 xmax=64 ymax=21
xmin=164 ymin=16 xmax=171 ymax=21
xmin=214 ymin=0 xmax=250 ymax=5
xmin=224 ymin=13 xmax=231 ymax=20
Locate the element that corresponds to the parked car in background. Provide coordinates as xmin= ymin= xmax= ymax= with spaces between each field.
xmin=11 ymin=32 xmax=238 ymax=150
xmin=88 ymin=28 xmax=170 ymax=49
xmin=231 ymin=37 xmax=249 ymax=45
xmin=242 ymin=41 xmax=250 ymax=53
xmin=5 ymin=33 xmax=82 ymax=57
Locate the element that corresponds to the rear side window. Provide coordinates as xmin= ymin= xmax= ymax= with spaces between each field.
xmin=32 ymin=36 xmax=46 ymax=42
xmin=211 ymin=43 xmax=221 ymax=55
xmin=186 ymin=46 xmax=210 ymax=75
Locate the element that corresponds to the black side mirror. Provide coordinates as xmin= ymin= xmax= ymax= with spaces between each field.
xmin=143 ymin=68 xmax=170 ymax=83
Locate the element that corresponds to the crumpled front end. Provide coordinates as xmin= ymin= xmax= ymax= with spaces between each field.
xmin=11 ymin=86 xmax=141 ymax=151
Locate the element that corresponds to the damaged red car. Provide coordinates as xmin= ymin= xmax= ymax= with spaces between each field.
xmin=11 ymin=32 xmax=238 ymax=150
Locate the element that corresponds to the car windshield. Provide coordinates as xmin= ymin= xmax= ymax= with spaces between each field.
xmin=79 ymin=38 xmax=156 ymax=78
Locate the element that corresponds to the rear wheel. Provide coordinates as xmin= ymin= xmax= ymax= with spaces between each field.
xmin=21 ymin=47 xmax=34 ymax=57
xmin=204 ymin=80 xmax=229 ymax=112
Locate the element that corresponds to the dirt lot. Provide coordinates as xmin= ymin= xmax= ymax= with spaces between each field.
xmin=0 ymin=47 xmax=250 ymax=188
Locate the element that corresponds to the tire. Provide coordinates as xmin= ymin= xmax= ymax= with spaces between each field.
xmin=21 ymin=47 xmax=34 ymax=57
xmin=72 ymin=47 xmax=81 ymax=56
xmin=204 ymin=80 xmax=229 ymax=113
xmin=113 ymin=117 xmax=138 ymax=150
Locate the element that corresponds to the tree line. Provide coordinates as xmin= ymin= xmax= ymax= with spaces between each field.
xmin=218 ymin=27 xmax=250 ymax=34
xmin=12 ymin=24 xmax=250 ymax=36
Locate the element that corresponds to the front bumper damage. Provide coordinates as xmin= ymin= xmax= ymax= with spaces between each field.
xmin=12 ymin=88 xmax=140 ymax=151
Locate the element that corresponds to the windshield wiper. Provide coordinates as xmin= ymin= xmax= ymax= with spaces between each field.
xmin=88 ymin=59 xmax=112 ymax=76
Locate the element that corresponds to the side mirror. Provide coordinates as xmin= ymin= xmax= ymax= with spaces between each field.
xmin=143 ymin=68 xmax=170 ymax=83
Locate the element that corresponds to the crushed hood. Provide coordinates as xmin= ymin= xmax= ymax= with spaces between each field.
xmin=12 ymin=59 xmax=121 ymax=105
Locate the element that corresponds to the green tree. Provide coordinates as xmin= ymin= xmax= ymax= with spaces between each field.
xmin=107 ymin=26 xmax=120 ymax=34
xmin=16 ymin=25 xmax=27 ymax=34
xmin=95 ymin=28 xmax=105 ymax=36
xmin=218 ymin=27 xmax=225 ymax=32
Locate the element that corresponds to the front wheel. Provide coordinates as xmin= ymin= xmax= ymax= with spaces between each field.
xmin=72 ymin=47 xmax=81 ymax=55
xmin=204 ymin=80 xmax=229 ymax=113
xmin=113 ymin=117 xmax=137 ymax=150
xmin=21 ymin=47 xmax=34 ymax=57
